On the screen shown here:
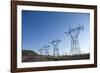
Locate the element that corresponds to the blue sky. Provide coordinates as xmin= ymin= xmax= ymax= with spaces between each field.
xmin=22 ymin=10 xmax=90 ymax=55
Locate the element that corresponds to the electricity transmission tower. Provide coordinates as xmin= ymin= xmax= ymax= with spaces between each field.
xmin=44 ymin=45 xmax=50 ymax=56
xmin=50 ymin=39 xmax=61 ymax=57
xmin=39 ymin=48 xmax=44 ymax=56
xmin=65 ymin=24 xmax=84 ymax=55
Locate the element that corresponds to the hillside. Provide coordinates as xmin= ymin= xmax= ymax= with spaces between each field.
xmin=22 ymin=50 xmax=90 ymax=62
xmin=22 ymin=50 xmax=38 ymax=56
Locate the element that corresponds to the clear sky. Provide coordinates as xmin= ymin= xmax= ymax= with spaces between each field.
xmin=22 ymin=10 xmax=90 ymax=55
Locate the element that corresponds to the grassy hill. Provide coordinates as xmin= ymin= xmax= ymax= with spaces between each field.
xmin=22 ymin=50 xmax=90 ymax=62
xmin=39 ymin=53 xmax=90 ymax=61
xmin=22 ymin=50 xmax=38 ymax=56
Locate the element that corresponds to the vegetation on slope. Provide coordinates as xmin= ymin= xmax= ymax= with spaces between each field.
xmin=22 ymin=50 xmax=90 ymax=62
xmin=22 ymin=50 xmax=38 ymax=56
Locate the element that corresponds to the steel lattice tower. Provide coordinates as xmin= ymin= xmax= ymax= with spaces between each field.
xmin=39 ymin=48 xmax=44 ymax=56
xmin=44 ymin=45 xmax=50 ymax=56
xmin=50 ymin=39 xmax=61 ymax=57
xmin=65 ymin=24 xmax=84 ymax=55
